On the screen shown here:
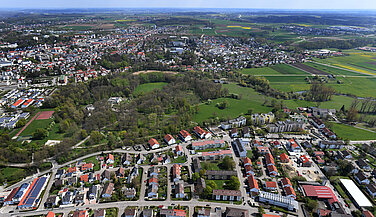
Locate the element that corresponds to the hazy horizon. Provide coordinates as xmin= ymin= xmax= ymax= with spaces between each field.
xmin=2 ymin=0 xmax=376 ymax=10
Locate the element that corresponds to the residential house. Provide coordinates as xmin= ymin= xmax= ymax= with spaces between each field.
xmin=116 ymin=167 xmax=126 ymax=178
xmin=164 ymin=134 xmax=176 ymax=145
xmin=148 ymin=138 xmax=160 ymax=149
xmin=135 ymin=154 xmax=145 ymax=165
xmin=80 ymin=174 xmax=89 ymax=183
xmin=124 ymin=209 xmax=137 ymax=217
xmin=93 ymin=209 xmax=106 ymax=217
xmin=355 ymin=172 xmax=370 ymax=185
xmin=257 ymin=146 xmax=270 ymax=155
xmin=62 ymin=191 xmax=74 ymax=205
xmin=267 ymin=165 xmax=279 ymax=177
xmin=362 ymin=211 xmax=375 ymax=217
xmin=265 ymin=153 xmax=275 ymax=166
xmin=179 ymin=130 xmax=192 ymax=142
xmin=101 ymin=183 xmax=114 ymax=198
xmin=366 ymin=184 xmax=376 ymax=198
xmin=322 ymin=127 xmax=336 ymax=139
xmin=265 ymin=181 xmax=277 ymax=191
xmin=230 ymin=128 xmax=238 ymax=137
xmin=248 ymin=175 xmax=259 ymax=197
xmin=175 ymin=145 xmax=183 ymax=156
xmin=280 ymin=153 xmax=290 ymax=163
xmin=80 ymin=163 xmax=93 ymax=172
xmin=149 ymin=167 xmax=159 ymax=177
xmin=311 ymin=117 xmax=325 ymax=129
xmin=243 ymin=157 xmax=252 ymax=166
xmin=281 ymin=177 xmax=292 ymax=188
xmin=245 ymin=164 xmax=254 ymax=176
xmin=197 ymin=208 xmax=210 ymax=217
xmin=233 ymin=139 xmax=247 ymax=158
xmin=267 ymin=120 xmax=304 ymax=133
xmin=160 ymin=209 xmax=186 ymax=217
xmin=251 ymin=113 xmax=274 ymax=126
xmin=284 ymin=186 xmax=297 ymax=200
xmin=123 ymin=188 xmax=136 ymax=199
xmin=106 ymin=154 xmax=114 ymax=164
xmin=212 ymin=189 xmax=241 ymax=201
xmin=101 ymin=170 xmax=112 ymax=182
xmin=147 ymin=185 xmax=158 ymax=199
xmin=319 ymin=140 xmax=345 ymax=149
xmin=196 ymin=178 xmax=206 ymax=195
xmin=87 ymin=185 xmax=98 ymax=201
xmin=299 ymin=155 xmax=311 ymax=167
xmin=172 ymin=164 xmax=181 ymax=183
xmin=336 ymin=150 xmax=352 ymax=160
xmin=193 ymin=158 xmax=202 ymax=172
xmin=357 ymin=159 xmax=371 ymax=171
xmin=75 ymin=193 xmax=85 ymax=204
xmin=143 ymin=209 xmax=154 ymax=217
xmin=45 ymin=196 xmax=59 ymax=208
xmin=225 ymin=207 xmax=249 ymax=217
xmin=73 ymin=210 xmax=89 ymax=217
xmin=194 ymin=126 xmax=211 ymax=139
xmin=122 ymin=153 xmax=133 ymax=166
xmin=175 ymin=182 xmax=185 ymax=198
xmin=288 ymin=139 xmax=301 ymax=152
xmin=243 ymin=127 xmax=251 ymax=137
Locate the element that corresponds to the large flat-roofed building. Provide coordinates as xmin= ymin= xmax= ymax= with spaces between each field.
xmin=192 ymin=140 xmax=225 ymax=150
xmin=258 ymin=191 xmax=299 ymax=211
xmin=339 ymin=179 xmax=372 ymax=208
xmin=18 ymin=176 xmax=48 ymax=210
xmin=232 ymin=139 xmax=247 ymax=158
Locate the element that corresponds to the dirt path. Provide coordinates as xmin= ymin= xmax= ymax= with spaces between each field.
xmin=132 ymin=70 xmax=179 ymax=75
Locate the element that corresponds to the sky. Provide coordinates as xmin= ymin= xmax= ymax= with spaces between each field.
xmin=1 ymin=0 xmax=376 ymax=10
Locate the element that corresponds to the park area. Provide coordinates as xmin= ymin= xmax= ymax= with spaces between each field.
xmin=133 ymin=82 xmax=167 ymax=95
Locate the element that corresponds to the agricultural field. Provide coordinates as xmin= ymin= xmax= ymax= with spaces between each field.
xmin=270 ymin=64 xmax=309 ymax=75
xmin=133 ymin=82 xmax=167 ymax=95
xmin=306 ymin=62 xmax=367 ymax=76
xmin=329 ymin=123 xmax=376 ymax=141
xmin=193 ymin=83 xmax=272 ymax=123
xmin=239 ymin=67 xmax=282 ymax=75
xmin=314 ymin=52 xmax=376 ymax=75
xmin=266 ymin=75 xmax=310 ymax=92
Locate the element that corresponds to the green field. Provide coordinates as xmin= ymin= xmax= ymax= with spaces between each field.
xmin=283 ymin=95 xmax=356 ymax=111
xmin=270 ymin=64 xmax=309 ymax=75
xmin=330 ymin=123 xmax=376 ymax=141
xmin=61 ymin=25 xmax=94 ymax=30
xmin=314 ymin=52 xmax=376 ymax=75
xmin=239 ymin=67 xmax=282 ymax=75
xmin=194 ymin=83 xmax=272 ymax=123
xmin=19 ymin=119 xmax=52 ymax=137
xmin=330 ymin=77 xmax=376 ymax=98
xmin=133 ymin=82 xmax=167 ymax=95
xmin=0 ymin=167 xmax=31 ymax=185
xmin=267 ymin=75 xmax=310 ymax=92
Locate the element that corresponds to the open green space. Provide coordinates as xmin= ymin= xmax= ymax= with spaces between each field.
xmin=133 ymin=82 xmax=167 ymax=95
xmin=284 ymin=95 xmax=355 ymax=111
xmin=84 ymin=156 xmax=100 ymax=171
xmin=270 ymin=64 xmax=309 ymax=75
xmin=239 ymin=67 xmax=282 ymax=75
xmin=19 ymin=119 xmax=52 ymax=137
xmin=213 ymin=180 xmax=227 ymax=189
xmin=61 ymin=25 xmax=94 ymax=30
xmin=330 ymin=123 xmax=376 ymax=141
xmin=201 ymin=161 xmax=221 ymax=171
xmin=0 ymin=167 xmax=31 ymax=186
xmin=194 ymin=83 xmax=272 ymax=123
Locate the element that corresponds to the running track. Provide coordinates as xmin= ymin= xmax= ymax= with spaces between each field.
xmin=15 ymin=112 xmax=41 ymax=137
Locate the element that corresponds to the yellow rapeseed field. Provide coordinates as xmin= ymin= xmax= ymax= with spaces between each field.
xmin=334 ymin=64 xmax=376 ymax=75
xmin=227 ymin=26 xmax=251 ymax=30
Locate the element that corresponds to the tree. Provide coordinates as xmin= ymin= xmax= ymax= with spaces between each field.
xmin=89 ymin=131 xmax=103 ymax=144
xmin=225 ymin=176 xmax=240 ymax=190
xmin=306 ymin=198 xmax=318 ymax=212
xmin=80 ymin=129 xmax=88 ymax=139
xmin=192 ymin=172 xmax=200 ymax=181
xmin=308 ymin=82 xmax=335 ymax=102
xmin=258 ymin=206 xmax=265 ymax=216
xmin=32 ymin=128 xmax=49 ymax=140
xmin=201 ymin=186 xmax=212 ymax=199
xmin=346 ymin=107 xmax=359 ymax=122
xmin=16 ymin=119 xmax=27 ymax=128
xmin=220 ymin=156 xmax=235 ymax=170
xmin=206 ymin=180 xmax=218 ymax=189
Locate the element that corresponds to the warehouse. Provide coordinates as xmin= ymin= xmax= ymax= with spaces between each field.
xmin=339 ymin=179 xmax=372 ymax=208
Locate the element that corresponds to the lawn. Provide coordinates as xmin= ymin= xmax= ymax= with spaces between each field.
xmin=330 ymin=123 xmax=376 ymax=141
xmin=284 ymin=95 xmax=355 ymax=111
xmin=270 ymin=64 xmax=309 ymax=75
xmin=201 ymin=161 xmax=221 ymax=171
xmin=194 ymin=83 xmax=272 ymax=123
xmin=213 ymin=180 xmax=227 ymax=189
xmin=0 ymin=167 xmax=33 ymax=186
xmin=19 ymin=119 xmax=52 ymax=137
xmin=84 ymin=156 xmax=100 ymax=171
xmin=133 ymin=82 xmax=167 ymax=95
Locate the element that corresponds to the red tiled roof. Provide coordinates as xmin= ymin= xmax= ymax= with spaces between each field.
xmin=179 ymin=130 xmax=191 ymax=138
xmin=284 ymin=186 xmax=296 ymax=197
xmin=363 ymin=211 xmax=375 ymax=217
xmin=80 ymin=174 xmax=88 ymax=183
xmin=300 ymin=155 xmax=310 ymax=164
xmin=148 ymin=138 xmax=159 ymax=146
xmin=194 ymin=126 xmax=206 ymax=135
xmin=281 ymin=177 xmax=292 ymax=187
xmin=265 ymin=181 xmax=277 ymax=188
xmin=243 ymin=157 xmax=252 ymax=165
xmin=265 ymin=153 xmax=275 ymax=165
xmin=248 ymin=175 xmax=259 ymax=190
xmin=164 ymin=134 xmax=174 ymax=142
xmin=280 ymin=153 xmax=289 ymax=162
